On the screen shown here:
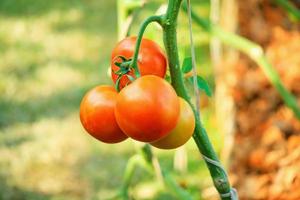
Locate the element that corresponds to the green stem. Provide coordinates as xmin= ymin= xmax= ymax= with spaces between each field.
xmin=143 ymin=144 xmax=193 ymax=200
xmin=163 ymin=171 xmax=193 ymax=200
xmin=121 ymin=155 xmax=151 ymax=190
xmin=131 ymin=15 xmax=163 ymax=77
xmin=275 ymin=0 xmax=300 ymax=21
xmin=119 ymin=155 xmax=145 ymax=199
xmin=162 ymin=0 xmax=233 ymax=199
xmin=182 ymin=4 xmax=300 ymax=119
xmin=120 ymin=144 xmax=192 ymax=200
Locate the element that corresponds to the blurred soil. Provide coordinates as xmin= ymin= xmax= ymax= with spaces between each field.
xmin=229 ymin=0 xmax=300 ymax=199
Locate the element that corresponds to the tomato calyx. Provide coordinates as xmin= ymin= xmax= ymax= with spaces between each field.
xmin=113 ymin=55 xmax=137 ymax=91
xmin=113 ymin=55 xmax=132 ymax=74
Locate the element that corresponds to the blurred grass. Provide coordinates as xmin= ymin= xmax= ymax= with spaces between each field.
xmin=0 ymin=0 xmax=222 ymax=199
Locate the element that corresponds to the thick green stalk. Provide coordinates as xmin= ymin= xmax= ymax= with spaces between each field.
xmin=162 ymin=0 xmax=233 ymax=199
xmin=182 ymin=4 xmax=300 ymax=119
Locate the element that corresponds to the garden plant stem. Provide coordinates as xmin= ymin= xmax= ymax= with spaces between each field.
xmin=162 ymin=0 xmax=234 ymax=199
xmin=131 ymin=15 xmax=163 ymax=76
xmin=119 ymin=144 xmax=193 ymax=200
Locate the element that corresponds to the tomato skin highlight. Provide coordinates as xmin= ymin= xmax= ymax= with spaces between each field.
xmin=115 ymin=75 xmax=180 ymax=142
xmin=80 ymin=85 xmax=128 ymax=143
xmin=111 ymin=37 xmax=167 ymax=89
xmin=151 ymin=98 xmax=195 ymax=149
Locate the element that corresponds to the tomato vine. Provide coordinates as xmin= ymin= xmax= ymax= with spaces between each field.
xmin=160 ymin=1 xmax=236 ymax=199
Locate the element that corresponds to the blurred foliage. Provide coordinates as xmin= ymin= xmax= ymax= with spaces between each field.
xmin=0 ymin=0 xmax=222 ymax=199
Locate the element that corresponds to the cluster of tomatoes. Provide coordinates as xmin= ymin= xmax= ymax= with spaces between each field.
xmin=79 ymin=37 xmax=195 ymax=149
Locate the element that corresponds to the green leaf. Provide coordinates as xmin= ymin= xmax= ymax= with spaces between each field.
xmin=181 ymin=57 xmax=192 ymax=73
xmin=188 ymin=76 xmax=212 ymax=97
xmin=196 ymin=76 xmax=212 ymax=97
xmin=116 ymin=55 xmax=129 ymax=62
xmin=114 ymin=62 xmax=122 ymax=68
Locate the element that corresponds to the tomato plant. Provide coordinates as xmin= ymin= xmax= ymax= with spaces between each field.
xmin=151 ymin=97 xmax=195 ymax=149
xmin=115 ymin=75 xmax=180 ymax=142
xmin=78 ymin=0 xmax=241 ymax=197
xmin=111 ymin=36 xmax=167 ymax=89
xmin=80 ymin=85 xmax=128 ymax=143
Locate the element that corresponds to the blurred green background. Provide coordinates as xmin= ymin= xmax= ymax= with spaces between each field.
xmin=0 ymin=0 xmax=221 ymax=199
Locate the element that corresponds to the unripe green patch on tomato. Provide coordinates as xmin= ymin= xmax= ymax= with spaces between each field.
xmin=151 ymin=97 xmax=195 ymax=149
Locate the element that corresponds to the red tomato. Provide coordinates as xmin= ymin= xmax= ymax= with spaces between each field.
xmin=80 ymin=85 xmax=128 ymax=143
xmin=115 ymin=75 xmax=180 ymax=142
xmin=111 ymin=37 xmax=167 ymax=89
xmin=151 ymin=98 xmax=195 ymax=149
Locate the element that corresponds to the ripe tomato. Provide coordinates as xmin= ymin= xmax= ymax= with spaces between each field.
xmin=111 ymin=37 xmax=167 ymax=89
xmin=151 ymin=98 xmax=195 ymax=149
xmin=80 ymin=85 xmax=128 ymax=143
xmin=115 ymin=75 xmax=180 ymax=142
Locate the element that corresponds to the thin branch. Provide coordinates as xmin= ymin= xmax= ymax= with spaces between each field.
xmin=275 ymin=0 xmax=300 ymax=21
xmin=118 ymin=144 xmax=193 ymax=200
xmin=131 ymin=15 xmax=163 ymax=77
